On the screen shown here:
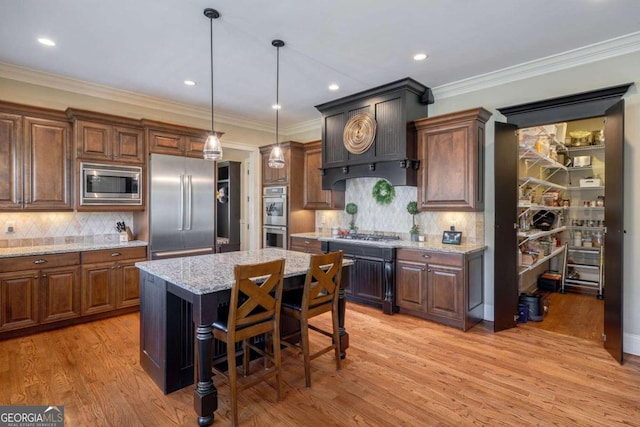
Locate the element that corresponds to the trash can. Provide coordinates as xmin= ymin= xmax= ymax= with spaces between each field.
xmin=517 ymin=303 xmax=529 ymax=323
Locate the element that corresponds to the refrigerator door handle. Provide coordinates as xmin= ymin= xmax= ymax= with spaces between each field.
xmin=185 ymin=175 xmax=193 ymax=230
xmin=179 ymin=174 xmax=185 ymax=230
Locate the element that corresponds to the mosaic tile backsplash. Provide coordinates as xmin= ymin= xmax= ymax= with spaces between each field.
xmin=315 ymin=178 xmax=484 ymax=244
xmin=0 ymin=212 xmax=134 ymax=248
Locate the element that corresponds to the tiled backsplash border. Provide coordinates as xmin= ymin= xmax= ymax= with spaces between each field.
xmin=314 ymin=178 xmax=485 ymax=244
xmin=0 ymin=212 xmax=134 ymax=248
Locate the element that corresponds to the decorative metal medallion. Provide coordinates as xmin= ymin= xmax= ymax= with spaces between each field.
xmin=343 ymin=113 xmax=376 ymax=155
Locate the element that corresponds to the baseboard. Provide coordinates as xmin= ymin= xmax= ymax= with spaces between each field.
xmin=624 ymin=332 xmax=640 ymax=356
xmin=484 ymin=304 xmax=494 ymax=322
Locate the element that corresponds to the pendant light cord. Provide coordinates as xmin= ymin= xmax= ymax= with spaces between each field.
xmin=275 ymin=44 xmax=280 ymax=147
xmin=209 ymin=15 xmax=215 ymax=134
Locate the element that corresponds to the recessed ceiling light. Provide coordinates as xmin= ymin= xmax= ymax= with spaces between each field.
xmin=413 ymin=53 xmax=428 ymax=61
xmin=328 ymin=83 xmax=339 ymax=91
xmin=272 ymin=104 xmax=281 ymax=110
xmin=38 ymin=38 xmax=56 ymax=47
xmin=184 ymin=80 xmax=196 ymax=86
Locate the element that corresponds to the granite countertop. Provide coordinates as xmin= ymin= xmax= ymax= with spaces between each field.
xmin=290 ymin=232 xmax=486 ymax=254
xmin=136 ymin=247 xmax=353 ymax=295
xmin=0 ymin=240 xmax=148 ymax=258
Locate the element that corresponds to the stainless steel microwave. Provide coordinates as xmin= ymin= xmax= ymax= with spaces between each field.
xmin=80 ymin=162 xmax=142 ymax=205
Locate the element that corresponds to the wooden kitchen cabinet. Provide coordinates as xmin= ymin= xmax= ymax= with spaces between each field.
xmin=303 ymin=140 xmax=345 ymax=209
xmin=0 ymin=252 xmax=81 ymax=332
xmin=0 ymin=112 xmax=21 ymax=210
xmin=395 ymin=248 xmax=484 ymax=331
xmin=143 ymin=120 xmax=212 ymax=159
xmin=414 ymin=107 xmax=491 ymax=211
xmin=81 ymin=246 xmax=147 ymax=315
xmin=67 ymin=110 xmax=145 ymax=164
xmin=0 ymin=103 xmax=72 ymax=211
xmin=40 ymin=264 xmax=81 ymax=323
xmin=260 ymin=145 xmax=290 ymax=185
xmin=289 ymin=236 xmax=323 ymax=254
xmin=0 ymin=270 xmax=39 ymax=331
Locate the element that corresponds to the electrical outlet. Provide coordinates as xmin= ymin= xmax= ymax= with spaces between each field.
xmin=6 ymin=221 xmax=15 ymax=233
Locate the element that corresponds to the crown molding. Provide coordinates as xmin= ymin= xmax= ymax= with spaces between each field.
xmin=0 ymin=62 xmax=274 ymax=133
xmin=2 ymin=31 xmax=639 ymax=133
xmin=283 ymin=117 xmax=321 ymax=137
xmin=432 ymin=31 xmax=640 ymax=100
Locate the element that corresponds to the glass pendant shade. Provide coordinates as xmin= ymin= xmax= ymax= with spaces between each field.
xmin=268 ymin=145 xmax=285 ymax=168
xmin=203 ymin=132 xmax=223 ymax=161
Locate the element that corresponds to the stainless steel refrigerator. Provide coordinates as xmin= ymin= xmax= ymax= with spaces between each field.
xmin=149 ymin=153 xmax=216 ymax=260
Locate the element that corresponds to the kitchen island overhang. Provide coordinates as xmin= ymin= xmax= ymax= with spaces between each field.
xmin=135 ymin=248 xmax=352 ymax=427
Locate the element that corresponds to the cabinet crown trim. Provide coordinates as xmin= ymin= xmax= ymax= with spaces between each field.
xmin=415 ymin=107 xmax=492 ymax=129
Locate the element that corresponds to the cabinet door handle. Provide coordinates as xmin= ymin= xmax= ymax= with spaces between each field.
xmin=42 ymin=273 xmax=47 ymax=278
xmin=33 ymin=259 xmax=48 ymax=264
xmin=427 ymin=269 xmax=431 ymax=272
xmin=422 ymin=254 xmax=431 ymax=259
xmin=111 ymin=252 xmax=122 ymax=257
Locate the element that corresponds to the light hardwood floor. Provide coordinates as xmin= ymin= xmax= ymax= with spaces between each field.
xmin=1 ymin=303 xmax=638 ymax=426
xmin=525 ymin=291 xmax=604 ymax=341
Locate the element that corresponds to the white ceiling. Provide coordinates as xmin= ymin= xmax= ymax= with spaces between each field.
xmin=1 ymin=0 xmax=640 ymax=129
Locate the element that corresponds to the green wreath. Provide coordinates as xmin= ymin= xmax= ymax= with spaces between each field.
xmin=372 ymin=179 xmax=395 ymax=205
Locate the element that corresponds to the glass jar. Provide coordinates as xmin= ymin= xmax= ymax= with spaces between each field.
xmin=592 ymin=231 xmax=603 ymax=248
xmin=573 ymin=231 xmax=582 ymax=247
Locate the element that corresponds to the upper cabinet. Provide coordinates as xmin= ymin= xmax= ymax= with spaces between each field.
xmin=259 ymin=141 xmax=307 ymax=186
xmin=0 ymin=103 xmax=72 ymax=211
xmin=143 ymin=119 xmax=213 ymax=159
xmin=67 ymin=109 xmax=144 ymax=164
xmin=303 ymin=141 xmax=344 ymax=210
xmin=415 ymin=107 xmax=491 ymax=211
xmin=261 ymin=146 xmax=289 ymax=185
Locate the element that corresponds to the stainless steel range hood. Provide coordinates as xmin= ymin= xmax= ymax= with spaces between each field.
xmin=315 ymin=78 xmax=434 ymax=190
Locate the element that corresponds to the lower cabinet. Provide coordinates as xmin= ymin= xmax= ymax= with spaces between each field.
xmin=81 ymin=246 xmax=147 ymax=314
xmin=289 ymin=236 xmax=323 ymax=254
xmin=0 ymin=246 xmax=147 ymax=339
xmin=40 ymin=264 xmax=81 ymax=324
xmin=0 ymin=252 xmax=81 ymax=332
xmin=395 ymin=248 xmax=484 ymax=331
xmin=0 ymin=270 xmax=40 ymax=331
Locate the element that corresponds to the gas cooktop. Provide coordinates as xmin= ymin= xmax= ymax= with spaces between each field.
xmin=335 ymin=234 xmax=401 ymax=242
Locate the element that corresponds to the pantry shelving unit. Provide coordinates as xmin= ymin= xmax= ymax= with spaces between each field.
xmin=562 ymin=141 xmax=605 ymax=298
xmin=563 ymin=245 xmax=604 ymax=299
xmin=517 ymin=129 xmax=568 ymax=289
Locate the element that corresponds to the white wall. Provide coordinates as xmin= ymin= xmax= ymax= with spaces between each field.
xmin=431 ymin=50 xmax=640 ymax=355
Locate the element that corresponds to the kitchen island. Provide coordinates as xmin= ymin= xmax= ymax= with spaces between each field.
xmin=135 ymin=248 xmax=352 ymax=427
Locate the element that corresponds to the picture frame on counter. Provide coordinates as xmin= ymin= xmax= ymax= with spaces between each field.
xmin=442 ymin=230 xmax=462 ymax=245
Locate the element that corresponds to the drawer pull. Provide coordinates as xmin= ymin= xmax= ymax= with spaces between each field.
xmin=33 ymin=259 xmax=48 ymax=264
xmin=111 ymin=252 xmax=122 ymax=257
xmin=422 ymin=254 xmax=431 ymax=259
xmin=304 ymin=240 xmax=310 ymax=244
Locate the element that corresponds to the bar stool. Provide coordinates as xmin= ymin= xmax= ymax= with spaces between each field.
xmin=281 ymin=250 xmax=343 ymax=388
xmin=212 ymin=258 xmax=285 ymax=426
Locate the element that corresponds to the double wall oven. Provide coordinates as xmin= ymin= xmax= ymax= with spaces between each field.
xmin=263 ymin=186 xmax=287 ymax=249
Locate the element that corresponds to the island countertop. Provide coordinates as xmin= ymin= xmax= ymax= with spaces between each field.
xmin=136 ymin=247 xmax=353 ymax=295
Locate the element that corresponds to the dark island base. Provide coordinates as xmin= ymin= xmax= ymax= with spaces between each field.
xmin=139 ymin=269 xmax=350 ymax=426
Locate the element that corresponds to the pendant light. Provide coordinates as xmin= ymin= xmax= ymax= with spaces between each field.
xmin=203 ymin=8 xmax=223 ymax=161
xmin=268 ymin=39 xmax=285 ymax=169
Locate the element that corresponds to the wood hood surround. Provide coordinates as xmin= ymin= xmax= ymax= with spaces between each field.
xmin=315 ymin=78 xmax=434 ymax=190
